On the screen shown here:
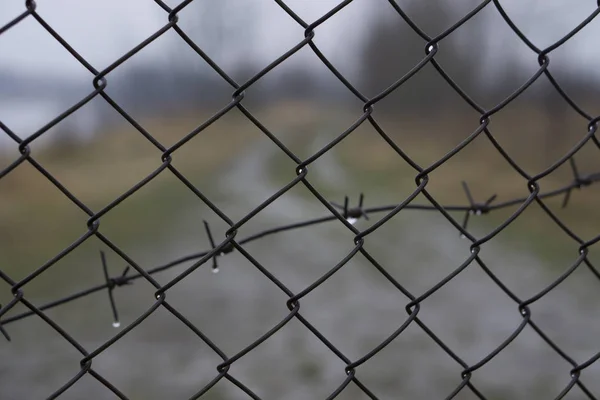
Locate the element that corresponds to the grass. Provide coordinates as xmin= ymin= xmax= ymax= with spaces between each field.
xmin=1 ymin=102 xmax=598 ymax=399
xmin=264 ymin=104 xmax=600 ymax=268
xmin=0 ymin=101 xmax=349 ymax=299
xmin=334 ymin=107 xmax=600 ymax=267
xmin=0 ymin=108 xmax=260 ymax=286
xmin=2 ymin=101 xmax=598 ymax=295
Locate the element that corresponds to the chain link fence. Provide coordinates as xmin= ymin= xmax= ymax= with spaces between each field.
xmin=1 ymin=1 xmax=600 ymax=399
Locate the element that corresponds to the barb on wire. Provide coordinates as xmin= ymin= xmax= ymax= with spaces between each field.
xmin=1 ymin=174 xmax=599 ymax=329
xmin=100 ymin=251 xmax=131 ymax=329
xmin=203 ymin=220 xmax=234 ymax=274
xmin=331 ymin=193 xmax=369 ymax=225
xmin=460 ymin=181 xmax=497 ymax=237
xmin=562 ymin=158 xmax=600 ymax=208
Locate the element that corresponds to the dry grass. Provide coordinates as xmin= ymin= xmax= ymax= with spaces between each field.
xmin=0 ymin=101 xmax=330 ymax=274
xmin=0 ymin=109 xmax=263 ymax=271
xmin=2 ymin=102 xmax=598 ymax=273
xmin=332 ymin=106 xmax=600 ymax=263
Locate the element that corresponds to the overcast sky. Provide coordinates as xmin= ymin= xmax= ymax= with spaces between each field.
xmin=1 ymin=0 xmax=599 ymax=79
xmin=0 ymin=0 xmax=369 ymax=79
xmin=1 ymin=0 xmax=599 ymax=144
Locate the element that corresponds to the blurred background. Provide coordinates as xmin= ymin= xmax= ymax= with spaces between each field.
xmin=1 ymin=0 xmax=600 ymax=399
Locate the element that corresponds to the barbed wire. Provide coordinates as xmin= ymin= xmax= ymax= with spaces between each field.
xmin=1 ymin=0 xmax=600 ymax=399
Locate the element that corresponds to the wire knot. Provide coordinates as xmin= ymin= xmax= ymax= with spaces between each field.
xmin=562 ymin=159 xmax=600 ymax=208
xmin=100 ymin=252 xmax=131 ymax=329
xmin=204 ymin=221 xmax=235 ymax=273
xmin=108 ymin=267 xmax=132 ymax=289
xmin=575 ymin=176 xmax=592 ymax=188
xmin=459 ymin=181 xmax=496 ymax=237
xmin=331 ymin=193 xmax=369 ymax=225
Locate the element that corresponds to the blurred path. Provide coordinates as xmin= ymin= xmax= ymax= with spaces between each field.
xmin=2 ymin=129 xmax=599 ymax=400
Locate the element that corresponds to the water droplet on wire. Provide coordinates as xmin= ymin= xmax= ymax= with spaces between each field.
xmin=347 ymin=217 xmax=358 ymax=225
xmin=112 ymin=321 xmax=121 ymax=328
xmin=212 ymin=267 xmax=220 ymax=274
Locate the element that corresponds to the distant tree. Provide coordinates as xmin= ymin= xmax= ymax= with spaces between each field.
xmin=357 ymin=0 xmax=501 ymax=113
xmin=276 ymin=65 xmax=317 ymax=101
xmin=115 ymin=1 xmax=265 ymax=114
xmin=178 ymin=0 xmax=260 ymax=73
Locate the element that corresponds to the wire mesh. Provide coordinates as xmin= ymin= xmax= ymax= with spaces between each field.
xmin=1 ymin=1 xmax=600 ymax=399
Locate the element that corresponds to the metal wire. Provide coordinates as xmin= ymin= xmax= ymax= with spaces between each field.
xmin=1 ymin=1 xmax=600 ymax=399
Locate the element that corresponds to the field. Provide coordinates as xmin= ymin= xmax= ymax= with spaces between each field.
xmin=1 ymin=101 xmax=600 ymax=399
